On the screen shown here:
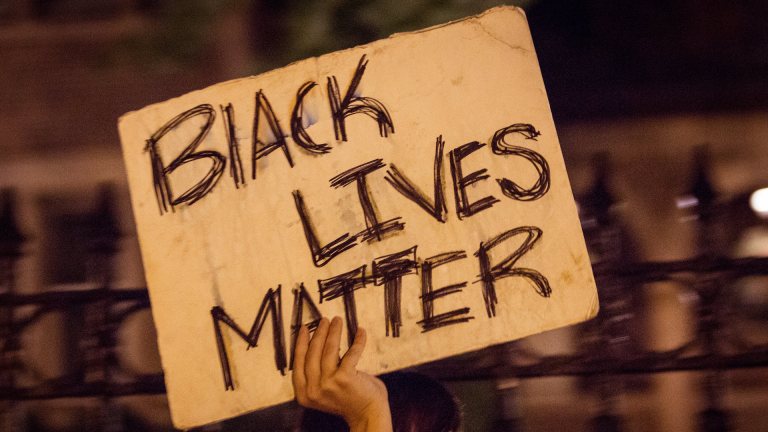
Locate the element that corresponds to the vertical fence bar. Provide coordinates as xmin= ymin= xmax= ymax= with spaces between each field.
xmin=579 ymin=154 xmax=627 ymax=432
xmin=0 ymin=189 xmax=26 ymax=431
xmin=87 ymin=185 xmax=123 ymax=431
xmin=687 ymin=147 xmax=732 ymax=432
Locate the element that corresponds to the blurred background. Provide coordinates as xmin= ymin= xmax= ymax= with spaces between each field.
xmin=1 ymin=0 xmax=768 ymax=431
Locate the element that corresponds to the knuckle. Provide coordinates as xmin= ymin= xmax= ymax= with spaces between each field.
xmin=319 ymin=378 xmax=336 ymax=393
xmin=334 ymin=373 xmax=350 ymax=387
xmin=305 ymin=386 xmax=321 ymax=403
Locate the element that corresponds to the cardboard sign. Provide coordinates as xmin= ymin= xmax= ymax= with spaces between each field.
xmin=118 ymin=6 xmax=597 ymax=428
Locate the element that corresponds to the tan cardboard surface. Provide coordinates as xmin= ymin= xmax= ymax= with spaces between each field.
xmin=118 ymin=6 xmax=598 ymax=428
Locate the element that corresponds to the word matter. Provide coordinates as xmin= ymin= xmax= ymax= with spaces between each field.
xmin=211 ymin=224 xmax=551 ymax=391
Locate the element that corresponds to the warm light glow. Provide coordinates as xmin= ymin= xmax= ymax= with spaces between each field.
xmin=750 ymin=187 xmax=768 ymax=217
xmin=676 ymin=195 xmax=698 ymax=209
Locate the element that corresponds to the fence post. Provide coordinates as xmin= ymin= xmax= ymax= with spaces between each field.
xmin=85 ymin=184 xmax=124 ymax=432
xmin=687 ymin=147 xmax=732 ymax=432
xmin=0 ymin=189 xmax=26 ymax=431
xmin=578 ymin=153 xmax=627 ymax=432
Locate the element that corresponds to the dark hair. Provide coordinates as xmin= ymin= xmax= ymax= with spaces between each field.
xmin=298 ymin=371 xmax=461 ymax=432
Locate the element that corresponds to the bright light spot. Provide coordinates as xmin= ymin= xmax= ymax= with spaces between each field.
xmin=750 ymin=187 xmax=768 ymax=217
xmin=676 ymin=195 xmax=699 ymax=209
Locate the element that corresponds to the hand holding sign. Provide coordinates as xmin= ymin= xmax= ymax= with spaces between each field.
xmin=118 ymin=6 xmax=598 ymax=428
xmin=293 ymin=317 xmax=392 ymax=432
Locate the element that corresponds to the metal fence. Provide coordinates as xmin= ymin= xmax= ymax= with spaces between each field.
xmin=2 ymin=148 xmax=768 ymax=431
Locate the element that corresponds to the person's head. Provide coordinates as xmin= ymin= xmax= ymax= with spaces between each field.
xmin=298 ymin=371 xmax=461 ymax=432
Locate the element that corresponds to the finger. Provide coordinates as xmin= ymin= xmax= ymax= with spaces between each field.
xmin=339 ymin=326 xmax=367 ymax=372
xmin=292 ymin=324 xmax=309 ymax=395
xmin=305 ymin=317 xmax=330 ymax=387
xmin=321 ymin=316 xmax=343 ymax=375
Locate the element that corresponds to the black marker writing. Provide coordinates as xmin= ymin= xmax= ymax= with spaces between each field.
xmin=146 ymin=104 xmax=225 ymax=214
xmin=292 ymin=189 xmax=357 ymax=267
xmin=449 ymin=141 xmax=499 ymax=219
xmin=475 ymin=226 xmax=551 ymax=318
xmin=208 ymin=224 xmax=554 ymax=388
xmin=330 ymin=159 xmax=404 ymax=242
xmin=318 ymin=265 xmax=367 ymax=347
xmin=211 ymin=286 xmax=287 ymax=391
xmin=252 ymin=90 xmax=294 ymax=180
xmin=491 ymin=124 xmax=550 ymax=201
xmin=372 ymin=246 xmax=418 ymax=337
xmin=385 ymin=135 xmax=448 ymax=223
xmin=327 ymin=55 xmax=395 ymax=142
xmin=289 ymin=284 xmax=323 ymax=369
xmin=291 ymin=81 xmax=331 ymax=154
xmin=418 ymin=251 xmax=474 ymax=332
xmin=221 ymin=103 xmax=245 ymax=188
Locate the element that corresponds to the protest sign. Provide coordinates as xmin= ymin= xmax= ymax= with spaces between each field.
xmin=118 ymin=6 xmax=598 ymax=428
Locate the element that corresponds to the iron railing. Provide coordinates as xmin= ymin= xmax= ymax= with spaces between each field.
xmin=1 ymin=149 xmax=767 ymax=431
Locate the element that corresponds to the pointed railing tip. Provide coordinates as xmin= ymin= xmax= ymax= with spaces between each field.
xmin=688 ymin=145 xmax=718 ymax=213
xmin=87 ymin=183 xmax=122 ymax=254
xmin=0 ymin=188 xmax=25 ymax=258
xmin=579 ymin=152 xmax=617 ymax=227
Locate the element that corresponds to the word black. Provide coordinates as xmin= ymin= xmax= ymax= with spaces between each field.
xmin=146 ymin=55 xmax=393 ymax=214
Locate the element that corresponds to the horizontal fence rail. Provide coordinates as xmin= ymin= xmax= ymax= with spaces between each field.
xmin=1 ymin=149 xmax=768 ymax=432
